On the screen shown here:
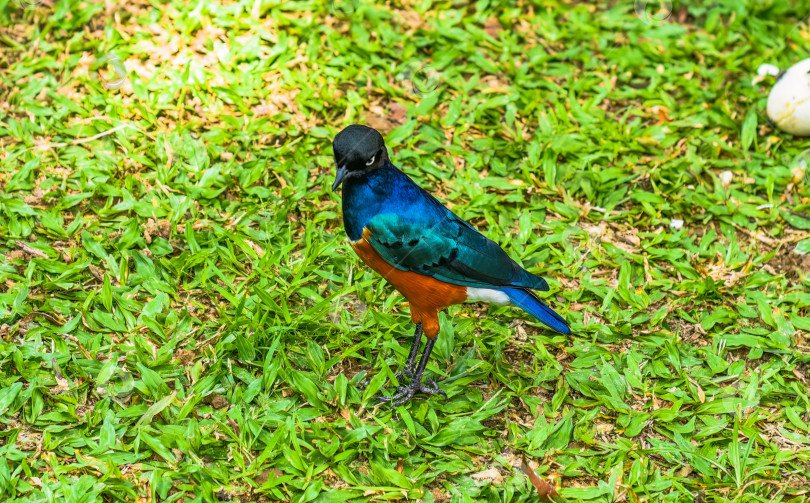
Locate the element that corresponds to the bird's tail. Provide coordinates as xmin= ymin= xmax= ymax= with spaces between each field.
xmin=502 ymin=287 xmax=571 ymax=335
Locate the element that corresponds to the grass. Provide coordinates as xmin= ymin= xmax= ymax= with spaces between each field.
xmin=1 ymin=0 xmax=810 ymax=501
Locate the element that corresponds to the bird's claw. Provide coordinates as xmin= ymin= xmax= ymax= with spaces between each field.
xmin=394 ymin=368 xmax=414 ymax=386
xmin=423 ymin=378 xmax=446 ymax=397
xmin=376 ymin=378 xmax=446 ymax=406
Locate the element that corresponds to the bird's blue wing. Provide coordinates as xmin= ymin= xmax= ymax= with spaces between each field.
xmin=364 ymin=212 xmax=548 ymax=291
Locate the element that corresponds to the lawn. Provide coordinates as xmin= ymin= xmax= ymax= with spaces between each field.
xmin=1 ymin=0 xmax=810 ymax=501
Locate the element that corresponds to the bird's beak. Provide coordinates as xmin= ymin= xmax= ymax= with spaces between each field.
xmin=332 ymin=164 xmax=349 ymax=191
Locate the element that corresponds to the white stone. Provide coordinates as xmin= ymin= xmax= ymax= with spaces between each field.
xmin=766 ymin=58 xmax=810 ymax=136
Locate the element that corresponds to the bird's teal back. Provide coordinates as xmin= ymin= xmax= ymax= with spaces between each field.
xmin=341 ymin=164 xmax=549 ymax=292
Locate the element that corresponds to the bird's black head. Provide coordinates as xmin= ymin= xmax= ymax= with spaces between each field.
xmin=331 ymin=124 xmax=387 ymax=190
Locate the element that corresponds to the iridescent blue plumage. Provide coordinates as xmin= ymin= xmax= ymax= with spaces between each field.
xmin=342 ymin=163 xmax=549 ymax=291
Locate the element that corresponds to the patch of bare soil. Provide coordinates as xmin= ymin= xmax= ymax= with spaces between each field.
xmin=769 ymin=248 xmax=810 ymax=281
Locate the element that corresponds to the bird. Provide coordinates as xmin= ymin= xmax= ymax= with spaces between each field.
xmin=331 ymin=124 xmax=570 ymax=405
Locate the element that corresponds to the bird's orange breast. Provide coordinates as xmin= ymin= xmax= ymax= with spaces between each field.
xmin=351 ymin=228 xmax=467 ymax=337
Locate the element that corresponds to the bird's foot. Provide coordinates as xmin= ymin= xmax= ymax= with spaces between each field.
xmin=377 ymin=377 xmax=447 ymax=406
xmin=394 ymin=367 xmax=415 ymax=385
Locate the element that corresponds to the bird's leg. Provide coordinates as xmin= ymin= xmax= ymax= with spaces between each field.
xmin=378 ymin=336 xmax=447 ymax=405
xmin=395 ymin=323 xmax=423 ymax=385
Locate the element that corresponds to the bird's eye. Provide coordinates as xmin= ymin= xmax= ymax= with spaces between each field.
xmin=365 ymin=155 xmax=376 ymax=166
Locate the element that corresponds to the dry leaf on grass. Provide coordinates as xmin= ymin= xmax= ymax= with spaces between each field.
xmin=16 ymin=241 xmax=48 ymax=259
xmin=471 ymin=467 xmax=503 ymax=484
xmin=484 ymin=17 xmax=503 ymax=37
xmin=388 ymin=102 xmax=407 ymax=124
xmin=521 ymin=456 xmax=559 ymax=501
